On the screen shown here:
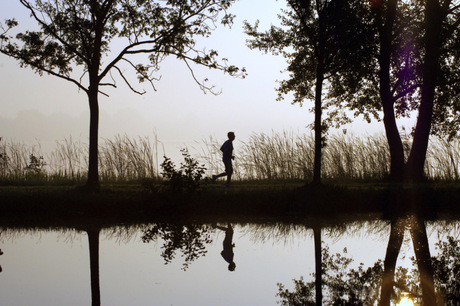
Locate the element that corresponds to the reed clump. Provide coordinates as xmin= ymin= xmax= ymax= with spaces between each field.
xmin=0 ymin=134 xmax=161 ymax=184
xmin=99 ymin=135 xmax=159 ymax=182
xmin=196 ymin=130 xmax=460 ymax=182
xmin=1 ymin=131 xmax=459 ymax=184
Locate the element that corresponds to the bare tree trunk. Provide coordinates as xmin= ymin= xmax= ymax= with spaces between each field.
xmin=85 ymin=11 xmax=104 ymax=192
xmin=377 ymin=0 xmax=406 ymax=181
xmin=313 ymin=72 xmax=324 ymax=185
xmin=382 ymin=103 xmax=405 ymax=181
xmin=380 ymin=218 xmax=405 ymax=306
xmin=405 ymin=0 xmax=443 ymax=181
xmin=86 ymin=87 xmax=100 ymax=191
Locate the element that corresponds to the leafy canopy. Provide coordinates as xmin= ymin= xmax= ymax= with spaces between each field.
xmin=0 ymin=0 xmax=245 ymax=95
xmin=244 ymin=0 xmax=373 ymax=129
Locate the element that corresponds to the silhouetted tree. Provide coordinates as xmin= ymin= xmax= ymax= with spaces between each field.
xmin=367 ymin=0 xmax=460 ymax=181
xmin=364 ymin=0 xmax=418 ymax=181
xmin=338 ymin=0 xmax=460 ymax=181
xmin=327 ymin=0 xmax=422 ymax=181
xmin=0 ymin=0 xmax=244 ymax=191
xmin=404 ymin=0 xmax=460 ymax=181
xmin=245 ymin=0 xmax=369 ymax=185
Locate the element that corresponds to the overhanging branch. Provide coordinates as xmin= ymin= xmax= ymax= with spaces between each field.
xmin=113 ymin=65 xmax=146 ymax=95
xmin=183 ymin=57 xmax=221 ymax=95
xmin=121 ymin=58 xmax=158 ymax=91
xmin=0 ymin=49 xmax=88 ymax=93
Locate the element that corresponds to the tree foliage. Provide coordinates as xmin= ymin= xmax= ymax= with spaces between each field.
xmin=334 ymin=0 xmax=424 ymax=121
xmin=0 ymin=0 xmax=244 ymax=95
xmin=428 ymin=1 xmax=460 ymax=140
xmin=245 ymin=0 xmax=373 ymax=129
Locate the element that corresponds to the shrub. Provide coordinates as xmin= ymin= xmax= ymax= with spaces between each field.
xmin=24 ymin=154 xmax=47 ymax=181
xmin=160 ymin=148 xmax=206 ymax=193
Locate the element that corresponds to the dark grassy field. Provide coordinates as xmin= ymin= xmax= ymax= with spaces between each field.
xmin=2 ymin=133 xmax=460 ymax=229
xmin=0 ymin=180 xmax=459 ymax=228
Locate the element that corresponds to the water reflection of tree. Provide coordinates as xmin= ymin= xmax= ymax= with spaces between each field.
xmin=141 ymin=223 xmax=214 ymax=270
xmin=380 ymin=215 xmax=436 ymax=305
xmin=86 ymin=228 xmax=101 ymax=306
xmin=277 ymin=216 xmax=460 ymax=305
xmin=432 ymin=237 xmax=460 ymax=304
xmin=242 ymin=220 xmax=387 ymax=305
xmin=277 ymin=245 xmax=383 ymax=305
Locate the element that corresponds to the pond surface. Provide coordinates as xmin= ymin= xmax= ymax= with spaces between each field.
xmin=0 ymin=219 xmax=458 ymax=305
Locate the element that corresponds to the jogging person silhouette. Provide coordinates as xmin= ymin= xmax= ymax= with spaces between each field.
xmin=212 ymin=132 xmax=235 ymax=187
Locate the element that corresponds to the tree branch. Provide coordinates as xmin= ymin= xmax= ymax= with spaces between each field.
xmin=392 ymin=83 xmax=421 ymax=102
xmin=98 ymin=31 xmax=169 ymax=82
xmin=182 ymin=57 xmax=221 ymax=95
xmin=121 ymin=57 xmax=159 ymax=90
xmin=99 ymin=0 xmax=226 ymax=82
xmin=288 ymin=0 xmax=320 ymax=57
xmin=113 ymin=65 xmax=146 ymax=95
xmin=99 ymin=82 xmax=116 ymax=88
xmin=0 ymin=49 xmax=88 ymax=93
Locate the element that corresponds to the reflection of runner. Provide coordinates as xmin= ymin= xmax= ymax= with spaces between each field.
xmin=0 ymin=248 xmax=3 ymax=273
xmin=215 ymin=223 xmax=236 ymax=271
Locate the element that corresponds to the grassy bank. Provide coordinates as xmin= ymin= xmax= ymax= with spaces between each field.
xmin=0 ymin=181 xmax=459 ymax=228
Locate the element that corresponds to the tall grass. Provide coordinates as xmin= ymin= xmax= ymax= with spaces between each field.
xmin=195 ymin=131 xmax=460 ymax=182
xmin=426 ymin=137 xmax=460 ymax=180
xmin=99 ymin=135 xmax=159 ymax=181
xmin=0 ymin=131 xmax=459 ymax=184
xmin=49 ymin=136 xmax=87 ymax=181
xmin=323 ymin=134 xmax=391 ymax=181
xmin=0 ymin=138 xmax=46 ymax=181
xmin=0 ymin=134 xmax=162 ymax=184
xmin=238 ymin=130 xmax=308 ymax=180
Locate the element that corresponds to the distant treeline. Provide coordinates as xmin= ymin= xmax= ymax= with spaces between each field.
xmin=0 ymin=132 xmax=459 ymax=184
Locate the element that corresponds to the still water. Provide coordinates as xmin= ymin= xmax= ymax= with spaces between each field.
xmin=0 ymin=220 xmax=457 ymax=305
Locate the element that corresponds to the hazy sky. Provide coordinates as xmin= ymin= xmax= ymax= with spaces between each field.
xmin=0 ymin=0 xmax=414 ymax=157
